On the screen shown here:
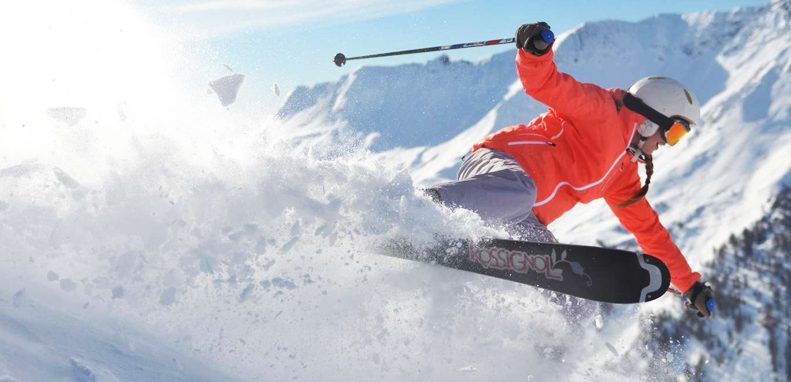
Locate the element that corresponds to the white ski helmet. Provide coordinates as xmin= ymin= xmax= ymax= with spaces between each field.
xmin=628 ymin=76 xmax=701 ymax=137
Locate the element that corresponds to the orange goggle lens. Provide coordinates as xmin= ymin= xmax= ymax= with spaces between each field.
xmin=663 ymin=120 xmax=691 ymax=146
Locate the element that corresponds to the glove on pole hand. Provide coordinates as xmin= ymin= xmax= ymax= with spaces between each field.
xmin=515 ymin=22 xmax=553 ymax=56
xmin=684 ymin=281 xmax=716 ymax=318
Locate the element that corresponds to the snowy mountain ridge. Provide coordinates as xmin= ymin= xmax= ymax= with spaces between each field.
xmin=278 ymin=52 xmax=518 ymax=150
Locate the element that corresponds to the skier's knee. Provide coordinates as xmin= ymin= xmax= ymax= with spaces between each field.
xmin=516 ymin=172 xmax=535 ymax=191
xmin=513 ymin=171 xmax=537 ymax=203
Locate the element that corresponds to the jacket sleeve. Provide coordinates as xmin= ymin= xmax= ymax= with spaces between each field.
xmin=604 ymin=177 xmax=701 ymax=293
xmin=515 ymin=48 xmax=614 ymax=122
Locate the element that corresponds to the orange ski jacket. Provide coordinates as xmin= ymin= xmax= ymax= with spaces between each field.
xmin=473 ymin=49 xmax=700 ymax=293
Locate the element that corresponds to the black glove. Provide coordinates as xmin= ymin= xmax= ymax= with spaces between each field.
xmin=684 ymin=281 xmax=716 ymax=318
xmin=515 ymin=22 xmax=553 ymax=56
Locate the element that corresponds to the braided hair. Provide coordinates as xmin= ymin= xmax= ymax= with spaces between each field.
xmin=617 ymin=155 xmax=653 ymax=208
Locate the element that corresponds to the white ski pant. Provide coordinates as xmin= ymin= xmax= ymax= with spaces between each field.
xmin=430 ymin=148 xmax=556 ymax=243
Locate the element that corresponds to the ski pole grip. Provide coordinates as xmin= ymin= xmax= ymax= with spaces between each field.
xmin=533 ymin=29 xmax=555 ymax=51
xmin=706 ymin=298 xmax=716 ymax=313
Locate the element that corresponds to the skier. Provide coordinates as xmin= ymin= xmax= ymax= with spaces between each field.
xmin=425 ymin=22 xmax=715 ymax=318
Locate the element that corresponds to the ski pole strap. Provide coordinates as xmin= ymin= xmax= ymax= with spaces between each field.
xmin=622 ymin=93 xmax=675 ymax=132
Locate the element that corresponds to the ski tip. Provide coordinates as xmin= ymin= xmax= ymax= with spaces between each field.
xmin=334 ymin=53 xmax=347 ymax=67
xmin=637 ymin=253 xmax=671 ymax=303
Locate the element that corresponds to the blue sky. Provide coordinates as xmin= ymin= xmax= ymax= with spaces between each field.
xmin=137 ymin=0 xmax=770 ymax=113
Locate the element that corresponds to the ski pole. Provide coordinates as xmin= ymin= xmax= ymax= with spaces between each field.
xmin=333 ymin=30 xmax=554 ymax=67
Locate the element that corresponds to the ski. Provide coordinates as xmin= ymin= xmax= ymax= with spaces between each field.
xmin=378 ymin=238 xmax=670 ymax=304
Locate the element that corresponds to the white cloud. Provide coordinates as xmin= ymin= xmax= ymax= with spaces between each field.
xmin=147 ymin=0 xmax=464 ymax=39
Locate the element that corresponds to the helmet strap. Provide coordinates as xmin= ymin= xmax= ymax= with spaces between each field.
xmin=628 ymin=141 xmax=647 ymax=162
xmin=628 ymin=123 xmax=649 ymax=162
xmin=630 ymin=148 xmax=645 ymax=163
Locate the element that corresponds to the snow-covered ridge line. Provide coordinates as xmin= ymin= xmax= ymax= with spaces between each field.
xmin=279 ymin=52 xmax=517 ymax=150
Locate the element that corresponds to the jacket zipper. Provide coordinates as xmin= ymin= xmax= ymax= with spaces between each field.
xmin=507 ymin=141 xmax=556 ymax=147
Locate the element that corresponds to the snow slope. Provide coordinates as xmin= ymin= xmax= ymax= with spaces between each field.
xmin=1 ymin=0 xmax=789 ymax=381
xmin=0 ymin=2 xmax=613 ymax=380
xmin=0 ymin=293 xmax=233 ymax=381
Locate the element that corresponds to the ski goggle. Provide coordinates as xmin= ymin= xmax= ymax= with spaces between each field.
xmin=623 ymin=93 xmax=693 ymax=146
xmin=662 ymin=118 xmax=691 ymax=146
